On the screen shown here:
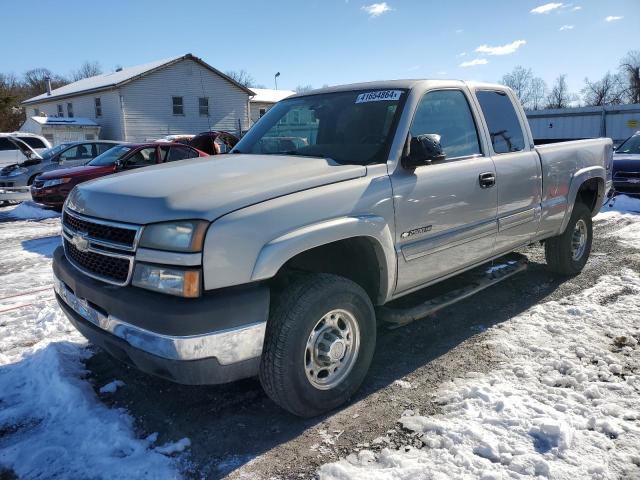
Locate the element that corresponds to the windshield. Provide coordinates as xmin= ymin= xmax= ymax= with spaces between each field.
xmin=616 ymin=135 xmax=640 ymax=155
xmin=234 ymin=89 xmax=407 ymax=165
xmin=41 ymin=143 xmax=72 ymax=159
xmin=88 ymin=145 xmax=132 ymax=166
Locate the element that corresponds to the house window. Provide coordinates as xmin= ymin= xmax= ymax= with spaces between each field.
xmin=57 ymin=104 xmax=63 ymax=117
xmin=67 ymin=103 xmax=74 ymax=118
xmin=259 ymin=108 xmax=266 ymax=117
xmin=33 ymin=108 xmax=38 ymax=116
xmin=172 ymin=96 xmax=184 ymax=115
xmin=199 ymin=97 xmax=209 ymax=116
xmin=94 ymin=97 xmax=102 ymax=117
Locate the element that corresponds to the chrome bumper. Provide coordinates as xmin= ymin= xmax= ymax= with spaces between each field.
xmin=54 ymin=274 xmax=266 ymax=365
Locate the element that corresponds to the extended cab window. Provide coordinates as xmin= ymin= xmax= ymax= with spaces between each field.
xmin=476 ymin=91 xmax=526 ymax=154
xmin=410 ymin=90 xmax=481 ymax=159
xmin=233 ymin=89 xmax=406 ymax=165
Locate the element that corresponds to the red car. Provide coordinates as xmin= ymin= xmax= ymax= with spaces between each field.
xmin=31 ymin=142 xmax=208 ymax=208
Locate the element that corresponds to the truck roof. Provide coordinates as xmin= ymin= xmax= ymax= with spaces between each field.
xmin=289 ymin=79 xmax=508 ymax=98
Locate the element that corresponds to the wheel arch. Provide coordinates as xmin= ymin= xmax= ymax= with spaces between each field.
xmin=251 ymin=216 xmax=396 ymax=305
xmin=560 ymin=167 xmax=606 ymax=234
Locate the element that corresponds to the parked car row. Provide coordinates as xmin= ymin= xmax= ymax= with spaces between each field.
xmin=0 ymin=130 xmax=239 ymax=208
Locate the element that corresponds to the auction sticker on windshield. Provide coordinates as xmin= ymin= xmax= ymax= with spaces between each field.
xmin=355 ymin=90 xmax=402 ymax=103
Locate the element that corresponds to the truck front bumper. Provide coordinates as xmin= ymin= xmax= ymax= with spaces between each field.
xmin=53 ymin=246 xmax=269 ymax=385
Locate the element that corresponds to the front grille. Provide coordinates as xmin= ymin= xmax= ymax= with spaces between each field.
xmin=63 ymin=210 xmax=137 ymax=248
xmin=64 ymin=239 xmax=130 ymax=284
xmin=615 ymin=171 xmax=640 ymax=179
xmin=0 ymin=181 xmax=15 ymax=188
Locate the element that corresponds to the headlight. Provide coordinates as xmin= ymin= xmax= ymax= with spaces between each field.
xmin=43 ymin=178 xmax=71 ymax=188
xmin=7 ymin=167 xmax=28 ymax=177
xmin=139 ymin=220 xmax=208 ymax=252
xmin=132 ymin=263 xmax=201 ymax=297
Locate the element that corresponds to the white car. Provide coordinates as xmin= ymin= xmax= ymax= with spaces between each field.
xmin=0 ymin=133 xmax=51 ymax=167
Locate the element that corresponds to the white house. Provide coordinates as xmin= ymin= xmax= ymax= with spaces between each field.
xmin=21 ymin=116 xmax=101 ymax=145
xmin=21 ymin=54 xmax=254 ymax=143
xmin=249 ymin=88 xmax=296 ymax=125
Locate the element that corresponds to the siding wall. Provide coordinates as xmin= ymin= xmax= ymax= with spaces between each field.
xmin=119 ymin=59 xmax=250 ymax=141
xmin=250 ymin=101 xmax=275 ymax=125
xmin=26 ymin=90 xmax=123 ymax=140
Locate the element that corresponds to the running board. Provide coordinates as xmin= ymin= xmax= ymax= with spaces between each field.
xmin=378 ymin=254 xmax=528 ymax=329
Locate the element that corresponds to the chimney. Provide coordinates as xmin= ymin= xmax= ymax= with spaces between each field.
xmin=45 ymin=76 xmax=52 ymax=96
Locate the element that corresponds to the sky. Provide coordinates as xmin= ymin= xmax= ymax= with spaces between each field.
xmin=1 ymin=0 xmax=637 ymax=94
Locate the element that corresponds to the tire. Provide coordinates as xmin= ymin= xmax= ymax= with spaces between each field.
xmin=259 ymin=273 xmax=376 ymax=417
xmin=27 ymin=175 xmax=38 ymax=186
xmin=545 ymin=202 xmax=592 ymax=275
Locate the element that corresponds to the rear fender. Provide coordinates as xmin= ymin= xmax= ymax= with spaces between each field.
xmin=560 ymin=166 xmax=605 ymax=233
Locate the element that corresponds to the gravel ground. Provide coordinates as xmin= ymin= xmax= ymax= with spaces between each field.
xmin=77 ymin=210 xmax=640 ymax=479
xmin=1 ymin=202 xmax=637 ymax=480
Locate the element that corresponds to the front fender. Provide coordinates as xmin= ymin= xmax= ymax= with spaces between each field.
xmin=251 ymin=215 xmax=396 ymax=303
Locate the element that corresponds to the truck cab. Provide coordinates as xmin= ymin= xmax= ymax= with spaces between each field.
xmin=52 ymin=80 xmax=612 ymax=416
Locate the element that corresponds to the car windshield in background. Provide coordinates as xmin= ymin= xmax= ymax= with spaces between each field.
xmin=234 ymin=89 xmax=407 ymax=165
xmin=88 ymin=145 xmax=132 ymax=166
xmin=616 ymin=135 xmax=640 ymax=155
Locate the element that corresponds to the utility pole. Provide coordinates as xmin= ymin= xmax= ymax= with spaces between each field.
xmin=274 ymin=72 xmax=280 ymax=90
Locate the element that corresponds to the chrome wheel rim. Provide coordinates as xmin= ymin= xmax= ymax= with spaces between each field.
xmin=571 ymin=219 xmax=588 ymax=261
xmin=304 ymin=309 xmax=360 ymax=390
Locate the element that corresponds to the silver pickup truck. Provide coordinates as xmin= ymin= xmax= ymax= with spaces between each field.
xmin=52 ymin=80 xmax=613 ymax=417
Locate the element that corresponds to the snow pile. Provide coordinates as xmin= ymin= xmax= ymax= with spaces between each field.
xmin=99 ymin=379 xmax=126 ymax=394
xmin=7 ymin=201 xmax=59 ymax=220
xmin=0 ymin=218 xmax=182 ymax=479
xmin=596 ymin=194 xmax=640 ymax=250
xmin=320 ymin=271 xmax=640 ymax=479
xmin=155 ymin=438 xmax=192 ymax=456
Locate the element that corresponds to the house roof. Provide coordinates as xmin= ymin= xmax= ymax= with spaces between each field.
xmin=22 ymin=53 xmax=254 ymax=105
xmin=30 ymin=116 xmax=99 ymax=126
xmin=249 ymin=88 xmax=296 ymax=103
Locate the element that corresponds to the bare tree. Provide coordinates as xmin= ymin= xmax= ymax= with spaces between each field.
xmin=581 ymin=72 xmax=626 ymax=106
xmin=500 ymin=66 xmax=546 ymax=110
xmin=545 ymin=74 xmax=577 ymax=109
xmin=620 ymin=50 xmax=640 ymax=104
xmin=23 ymin=68 xmax=67 ymax=96
xmin=225 ymin=69 xmax=256 ymax=88
xmin=71 ymin=61 xmax=102 ymax=81
xmin=530 ymin=77 xmax=547 ymax=110
xmin=295 ymin=84 xmax=314 ymax=94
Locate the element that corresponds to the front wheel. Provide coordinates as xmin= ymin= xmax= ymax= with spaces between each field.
xmin=545 ymin=202 xmax=593 ymax=275
xmin=259 ymin=273 xmax=376 ymax=417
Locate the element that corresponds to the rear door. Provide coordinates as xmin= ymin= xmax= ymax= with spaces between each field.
xmin=392 ymin=88 xmax=498 ymax=293
xmin=473 ymin=90 xmax=542 ymax=254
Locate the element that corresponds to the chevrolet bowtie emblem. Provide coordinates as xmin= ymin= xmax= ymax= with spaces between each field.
xmin=71 ymin=233 xmax=90 ymax=252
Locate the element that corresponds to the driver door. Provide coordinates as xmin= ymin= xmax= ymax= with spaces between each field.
xmin=391 ymin=89 xmax=498 ymax=293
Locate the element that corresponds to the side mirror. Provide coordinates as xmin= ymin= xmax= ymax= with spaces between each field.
xmin=115 ymin=159 xmax=123 ymax=170
xmin=402 ymin=134 xmax=446 ymax=169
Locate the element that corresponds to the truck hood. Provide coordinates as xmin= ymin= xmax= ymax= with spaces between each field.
xmin=66 ymin=154 xmax=367 ymax=224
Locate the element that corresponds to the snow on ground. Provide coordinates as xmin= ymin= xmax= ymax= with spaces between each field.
xmin=0 ymin=215 xmax=184 ymax=479
xmin=320 ymin=196 xmax=640 ymax=480
xmin=5 ymin=201 xmax=60 ymax=221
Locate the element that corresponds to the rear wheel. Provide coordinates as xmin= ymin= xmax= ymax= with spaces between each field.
xmin=259 ymin=273 xmax=376 ymax=417
xmin=545 ymin=202 xmax=592 ymax=275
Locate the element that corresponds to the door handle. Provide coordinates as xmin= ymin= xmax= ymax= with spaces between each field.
xmin=479 ymin=172 xmax=496 ymax=188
